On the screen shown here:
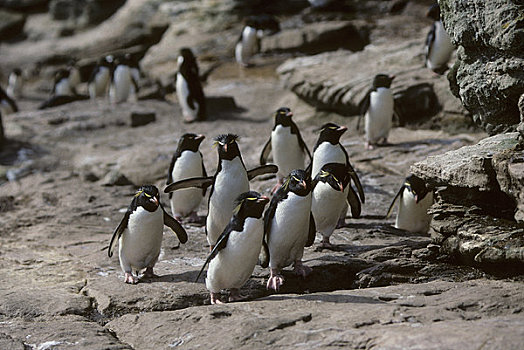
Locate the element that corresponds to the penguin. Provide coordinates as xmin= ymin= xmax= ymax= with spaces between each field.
xmin=67 ymin=59 xmax=82 ymax=92
xmin=164 ymin=134 xmax=277 ymax=248
xmin=312 ymin=162 xmax=362 ymax=249
xmin=53 ymin=68 xmax=76 ymax=96
xmin=109 ymin=55 xmax=137 ymax=104
xmin=88 ymin=55 xmax=113 ymax=99
xmin=176 ymin=48 xmax=206 ymax=123
xmin=425 ymin=4 xmax=454 ymax=75
xmin=358 ymin=74 xmax=395 ymax=149
xmin=125 ymin=53 xmax=141 ymax=99
xmin=386 ymin=175 xmax=434 ymax=234
xmin=262 ymin=169 xmax=316 ymax=291
xmin=0 ymin=86 xmax=19 ymax=115
xmin=107 ymin=185 xmax=188 ymax=284
xmin=6 ymin=68 xmax=23 ymax=99
xmin=235 ymin=17 xmax=260 ymax=67
xmin=167 ymin=133 xmax=207 ymax=223
xmin=260 ymin=107 xmax=312 ymax=193
xmin=196 ymin=191 xmax=269 ymax=304
xmin=310 ymin=122 xmax=365 ymax=224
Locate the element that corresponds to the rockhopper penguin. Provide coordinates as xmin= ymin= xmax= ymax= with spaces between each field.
xmin=176 ymin=48 xmax=206 ymax=123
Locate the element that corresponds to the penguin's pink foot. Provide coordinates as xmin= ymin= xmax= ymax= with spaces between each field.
xmin=228 ymin=288 xmax=246 ymax=302
xmin=187 ymin=211 xmax=201 ymax=223
xmin=124 ymin=272 xmax=139 ymax=284
xmin=320 ymin=237 xmax=335 ymax=250
xmin=365 ymin=141 xmax=375 ymax=150
xmin=210 ymin=292 xmax=224 ymax=304
xmin=143 ymin=267 xmax=159 ymax=279
xmin=293 ymin=260 xmax=312 ymax=278
xmin=267 ymin=268 xmax=284 ymax=291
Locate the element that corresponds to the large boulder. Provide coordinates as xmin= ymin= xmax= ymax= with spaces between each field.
xmin=440 ymin=0 xmax=524 ymax=135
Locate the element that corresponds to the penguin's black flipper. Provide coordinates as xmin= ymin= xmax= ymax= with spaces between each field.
xmin=348 ymin=164 xmax=365 ymax=204
xmin=347 ymin=185 xmax=362 ymax=219
xmin=425 ymin=23 xmax=436 ymax=62
xmin=162 ymin=206 xmax=188 ymax=243
xmin=260 ymin=137 xmax=272 ymax=165
xmin=259 ymin=239 xmax=270 ymax=268
xmin=195 ymin=225 xmax=232 ymax=282
xmin=298 ymin=133 xmax=312 ymax=162
xmin=305 ymin=212 xmax=316 ymax=247
xmin=385 ymin=185 xmax=404 ymax=219
xmin=108 ymin=211 xmax=130 ymax=257
xmin=357 ymin=89 xmax=372 ymax=131
xmin=164 ymin=176 xmax=214 ymax=193
xmin=247 ymin=164 xmax=278 ymax=180
xmin=201 ymin=155 xmax=208 ymax=196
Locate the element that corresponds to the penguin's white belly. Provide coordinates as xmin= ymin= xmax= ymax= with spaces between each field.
xmin=111 ymin=66 xmax=132 ymax=103
xmin=268 ymin=192 xmax=312 ymax=269
xmin=206 ymin=218 xmax=264 ymax=292
xmin=55 ymin=79 xmax=72 ymax=96
xmin=427 ymin=21 xmax=454 ymax=70
xmin=170 ymin=151 xmax=204 ymax=217
xmin=90 ymin=67 xmax=110 ymax=98
xmin=395 ymin=189 xmax=433 ymax=233
xmin=311 ymin=143 xmax=346 ymax=178
xmin=207 ymin=158 xmax=249 ymax=245
xmin=312 ymin=182 xmax=347 ymax=238
xmin=365 ymin=88 xmax=393 ymax=143
xmin=7 ymin=75 xmax=22 ymax=98
xmin=235 ymin=26 xmax=257 ymax=65
xmin=176 ymin=73 xmax=198 ymax=121
xmin=272 ymin=126 xmax=305 ymax=178
xmin=119 ymin=207 xmax=164 ymax=270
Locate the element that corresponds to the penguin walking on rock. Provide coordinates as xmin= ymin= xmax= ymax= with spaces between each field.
xmin=176 ymin=48 xmax=206 ymax=123
xmin=386 ymin=175 xmax=434 ymax=234
xmin=7 ymin=68 xmax=23 ymax=99
xmin=196 ymin=191 xmax=269 ymax=304
xmin=89 ymin=55 xmax=113 ymax=99
xmin=0 ymin=86 xmax=18 ymax=115
xmin=260 ymin=107 xmax=311 ymax=193
xmin=312 ymin=162 xmax=362 ymax=249
xmin=425 ymin=4 xmax=454 ymax=75
xmin=310 ymin=122 xmax=365 ymax=225
xmin=235 ymin=15 xmax=280 ymax=67
xmin=108 ymin=185 xmax=188 ymax=284
xmin=358 ymin=74 xmax=395 ymax=149
xmin=110 ymin=55 xmax=138 ymax=104
xmin=164 ymin=134 xmax=277 ymax=249
xmin=262 ymin=169 xmax=316 ymax=291
xmin=167 ymin=133 xmax=207 ymax=223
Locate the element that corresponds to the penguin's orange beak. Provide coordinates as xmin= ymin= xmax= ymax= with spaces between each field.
xmin=258 ymin=196 xmax=270 ymax=204
xmin=150 ymin=196 xmax=159 ymax=206
xmin=286 ymin=111 xmax=293 ymax=117
xmin=224 ymin=143 xmax=228 ymax=152
xmin=300 ymin=180 xmax=307 ymax=189
xmin=338 ymin=182 xmax=344 ymax=192
xmin=338 ymin=125 xmax=348 ymax=133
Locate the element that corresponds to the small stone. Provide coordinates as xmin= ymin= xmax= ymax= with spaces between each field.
xmin=130 ymin=111 xmax=156 ymax=128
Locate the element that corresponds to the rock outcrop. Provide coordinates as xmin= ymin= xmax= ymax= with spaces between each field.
xmin=440 ymin=0 xmax=524 ymax=135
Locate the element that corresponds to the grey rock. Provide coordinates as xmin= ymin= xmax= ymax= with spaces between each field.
xmin=130 ymin=110 xmax=156 ymax=127
xmin=0 ymin=9 xmax=25 ymax=41
xmin=115 ymin=148 xmax=168 ymax=186
xmin=101 ymin=169 xmax=133 ymax=186
xmin=0 ymin=0 xmax=48 ymax=11
xmin=49 ymin=0 xmax=126 ymax=26
xmin=440 ymin=0 xmax=524 ymax=134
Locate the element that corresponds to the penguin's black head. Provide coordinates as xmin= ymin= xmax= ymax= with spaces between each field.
xmin=283 ymin=169 xmax=312 ymax=196
xmin=13 ymin=68 xmax=22 ymax=76
xmin=405 ymin=175 xmax=430 ymax=203
xmin=214 ymin=134 xmax=241 ymax=160
xmin=134 ymin=185 xmax=160 ymax=212
xmin=426 ymin=3 xmax=441 ymax=21
xmin=317 ymin=123 xmax=347 ymax=144
xmin=274 ymin=107 xmax=294 ymax=126
xmin=178 ymin=133 xmax=205 ymax=152
xmin=372 ymin=74 xmax=395 ymax=89
xmin=178 ymin=48 xmax=197 ymax=67
xmin=233 ymin=191 xmax=270 ymax=220
xmin=54 ymin=68 xmax=69 ymax=83
xmin=317 ymin=163 xmax=351 ymax=192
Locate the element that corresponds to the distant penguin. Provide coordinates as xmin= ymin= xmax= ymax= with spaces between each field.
xmin=6 ymin=68 xmax=23 ymax=99
xmin=89 ymin=55 xmax=113 ymax=99
xmin=107 ymin=185 xmax=188 ymax=284
xmin=167 ymin=133 xmax=207 ymax=223
xmin=0 ymin=86 xmax=18 ymax=115
xmin=67 ymin=59 xmax=82 ymax=92
xmin=386 ymin=175 xmax=434 ymax=234
xmin=425 ymin=4 xmax=454 ymax=74
xmin=310 ymin=123 xmax=365 ymax=224
xmin=109 ymin=55 xmax=137 ymax=104
xmin=358 ymin=74 xmax=395 ymax=149
xmin=176 ymin=48 xmax=206 ymax=123
xmin=235 ymin=15 xmax=279 ymax=67
xmin=164 ymin=134 xmax=277 ymax=248
xmin=125 ymin=53 xmax=140 ymax=99
xmin=53 ymin=68 xmax=76 ymax=96
xmin=312 ymin=163 xmax=358 ymax=248
xmin=262 ymin=169 xmax=316 ymax=291
xmin=196 ymin=191 xmax=269 ymax=304
xmin=260 ymin=107 xmax=312 ymax=193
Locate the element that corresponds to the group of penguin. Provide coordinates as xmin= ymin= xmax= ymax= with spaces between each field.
xmin=107 ymin=105 xmax=433 ymax=304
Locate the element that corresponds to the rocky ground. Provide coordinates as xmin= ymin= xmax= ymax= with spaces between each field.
xmin=1 ymin=1 xmax=523 ymax=349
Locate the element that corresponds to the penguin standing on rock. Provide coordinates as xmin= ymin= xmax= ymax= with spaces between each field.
xmin=260 ymin=107 xmax=311 ymax=193
xmin=358 ymin=74 xmax=395 ymax=149
xmin=196 ymin=191 xmax=269 ymax=304
xmin=386 ymin=175 xmax=434 ymax=234
xmin=176 ymin=48 xmax=206 ymax=123
xmin=262 ymin=169 xmax=316 ymax=291
xmin=235 ymin=15 xmax=280 ymax=67
xmin=89 ymin=55 xmax=113 ymax=99
xmin=425 ymin=3 xmax=454 ymax=75
xmin=110 ymin=55 xmax=138 ymax=104
xmin=0 ymin=86 xmax=18 ymax=115
xmin=7 ymin=68 xmax=23 ymax=99
xmin=167 ymin=133 xmax=207 ymax=223
xmin=53 ymin=68 xmax=76 ymax=96
xmin=107 ymin=185 xmax=188 ymax=284
xmin=164 ymin=134 xmax=277 ymax=249
xmin=310 ymin=122 xmax=365 ymax=225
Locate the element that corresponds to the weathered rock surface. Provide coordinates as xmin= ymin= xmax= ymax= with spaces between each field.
xmin=49 ymin=0 xmax=126 ymax=27
xmin=0 ymin=0 xmax=48 ymax=11
xmin=440 ymin=0 xmax=524 ymax=134
xmin=0 ymin=9 xmax=25 ymax=41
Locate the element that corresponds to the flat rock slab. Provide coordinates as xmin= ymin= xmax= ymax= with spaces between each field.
xmin=130 ymin=110 xmax=156 ymax=128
